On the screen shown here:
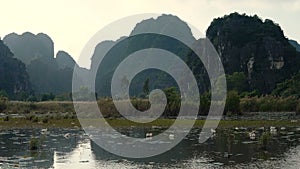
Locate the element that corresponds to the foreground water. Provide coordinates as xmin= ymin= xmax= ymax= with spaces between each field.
xmin=1 ymin=126 xmax=300 ymax=169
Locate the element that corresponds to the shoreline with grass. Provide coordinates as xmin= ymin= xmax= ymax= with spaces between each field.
xmin=1 ymin=117 xmax=300 ymax=131
xmin=1 ymin=99 xmax=300 ymax=131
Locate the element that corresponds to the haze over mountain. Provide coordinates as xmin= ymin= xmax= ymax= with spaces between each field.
xmin=130 ymin=14 xmax=196 ymax=44
xmin=56 ymin=50 xmax=77 ymax=70
xmin=91 ymin=14 xmax=196 ymax=96
xmin=3 ymin=32 xmax=54 ymax=65
xmin=92 ymin=13 xmax=300 ymax=96
xmin=3 ymin=33 xmax=87 ymax=95
xmin=1 ymin=13 xmax=300 ymax=99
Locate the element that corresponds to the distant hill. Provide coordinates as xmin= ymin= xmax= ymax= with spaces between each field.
xmin=289 ymin=40 xmax=300 ymax=52
xmin=204 ymin=12 xmax=300 ymax=94
xmin=130 ymin=14 xmax=195 ymax=44
xmin=0 ymin=40 xmax=31 ymax=99
xmin=90 ymin=13 xmax=300 ymax=96
xmin=3 ymin=32 xmax=87 ymax=95
xmin=3 ymin=32 xmax=54 ymax=65
xmin=1 ymin=13 xmax=300 ymax=99
xmin=91 ymin=14 xmax=196 ymax=96
xmin=56 ymin=50 xmax=77 ymax=70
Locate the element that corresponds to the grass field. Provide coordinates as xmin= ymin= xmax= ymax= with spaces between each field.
xmin=1 ymin=100 xmax=300 ymax=130
xmin=1 ymin=117 xmax=300 ymax=130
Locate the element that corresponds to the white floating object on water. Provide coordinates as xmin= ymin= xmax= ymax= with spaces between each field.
xmin=40 ymin=128 xmax=49 ymax=135
xmin=249 ymin=131 xmax=256 ymax=140
xmin=209 ymin=129 xmax=216 ymax=138
xmin=270 ymin=126 xmax=277 ymax=133
xmin=146 ymin=132 xmax=152 ymax=138
xmin=169 ymin=134 xmax=175 ymax=140
xmin=258 ymin=127 xmax=265 ymax=131
xmin=280 ymin=127 xmax=286 ymax=130
xmin=64 ymin=133 xmax=71 ymax=139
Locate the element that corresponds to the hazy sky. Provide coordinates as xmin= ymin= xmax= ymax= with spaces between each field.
xmin=1 ymin=0 xmax=299 ymax=64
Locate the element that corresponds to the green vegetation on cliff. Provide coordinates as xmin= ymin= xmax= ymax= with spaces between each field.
xmin=0 ymin=40 xmax=31 ymax=99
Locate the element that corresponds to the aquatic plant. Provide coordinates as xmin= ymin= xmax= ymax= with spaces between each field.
xmin=259 ymin=132 xmax=272 ymax=150
xmin=29 ymin=137 xmax=39 ymax=150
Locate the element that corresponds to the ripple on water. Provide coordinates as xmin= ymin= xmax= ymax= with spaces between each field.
xmin=0 ymin=127 xmax=300 ymax=168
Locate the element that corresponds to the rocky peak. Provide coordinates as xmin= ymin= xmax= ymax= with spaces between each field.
xmin=56 ymin=50 xmax=77 ymax=70
xmin=3 ymin=32 xmax=55 ymax=65
xmin=206 ymin=12 xmax=300 ymax=93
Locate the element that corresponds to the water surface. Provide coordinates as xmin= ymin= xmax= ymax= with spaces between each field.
xmin=1 ymin=126 xmax=300 ymax=168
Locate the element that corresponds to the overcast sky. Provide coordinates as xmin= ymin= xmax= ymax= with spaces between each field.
xmin=1 ymin=0 xmax=299 ymax=64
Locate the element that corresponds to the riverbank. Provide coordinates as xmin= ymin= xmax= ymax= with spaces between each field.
xmin=1 ymin=98 xmax=300 ymax=118
xmin=1 ymin=117 xmax=300 ymax=131
xmin=1 ymin=100 xmax=300 ymax=130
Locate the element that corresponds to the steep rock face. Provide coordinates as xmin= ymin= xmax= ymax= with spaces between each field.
xmin=2 ymin=32 xmax=65 ymax=94
xmin=2 ymin=32 xmax=88 ymax=95
xmin=0 ymin=40 xmax=31 ymax=98
xmin=56 ymin=50 xmax=76 ymax=70
xmin=3 ymin=32 xmax=54 ymax=65
xmin=91 ymin=15 xmax=196 ymax=96
xmin=206 ymin=13 xmax=300 ymax=93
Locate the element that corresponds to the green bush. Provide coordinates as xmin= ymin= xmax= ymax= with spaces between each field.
xmin=199 ymin=92 xmax=211 ymax=115
xmin=225 ymin=91 xmax=241 ymax=115
xmin=0 ymin=97 xmax=8 ymax=113
xmin=226 ymin=72 xmax=248 ymax=93
xmin=240 ymin=96 xmax=298 ymax=112
xmin=240 ymin=96 xmax=259 ymax=112
xmin=27 ymin=95 xmax=38 ymax=102
xmin=40 ymin=93 xmax=55 ymax=101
